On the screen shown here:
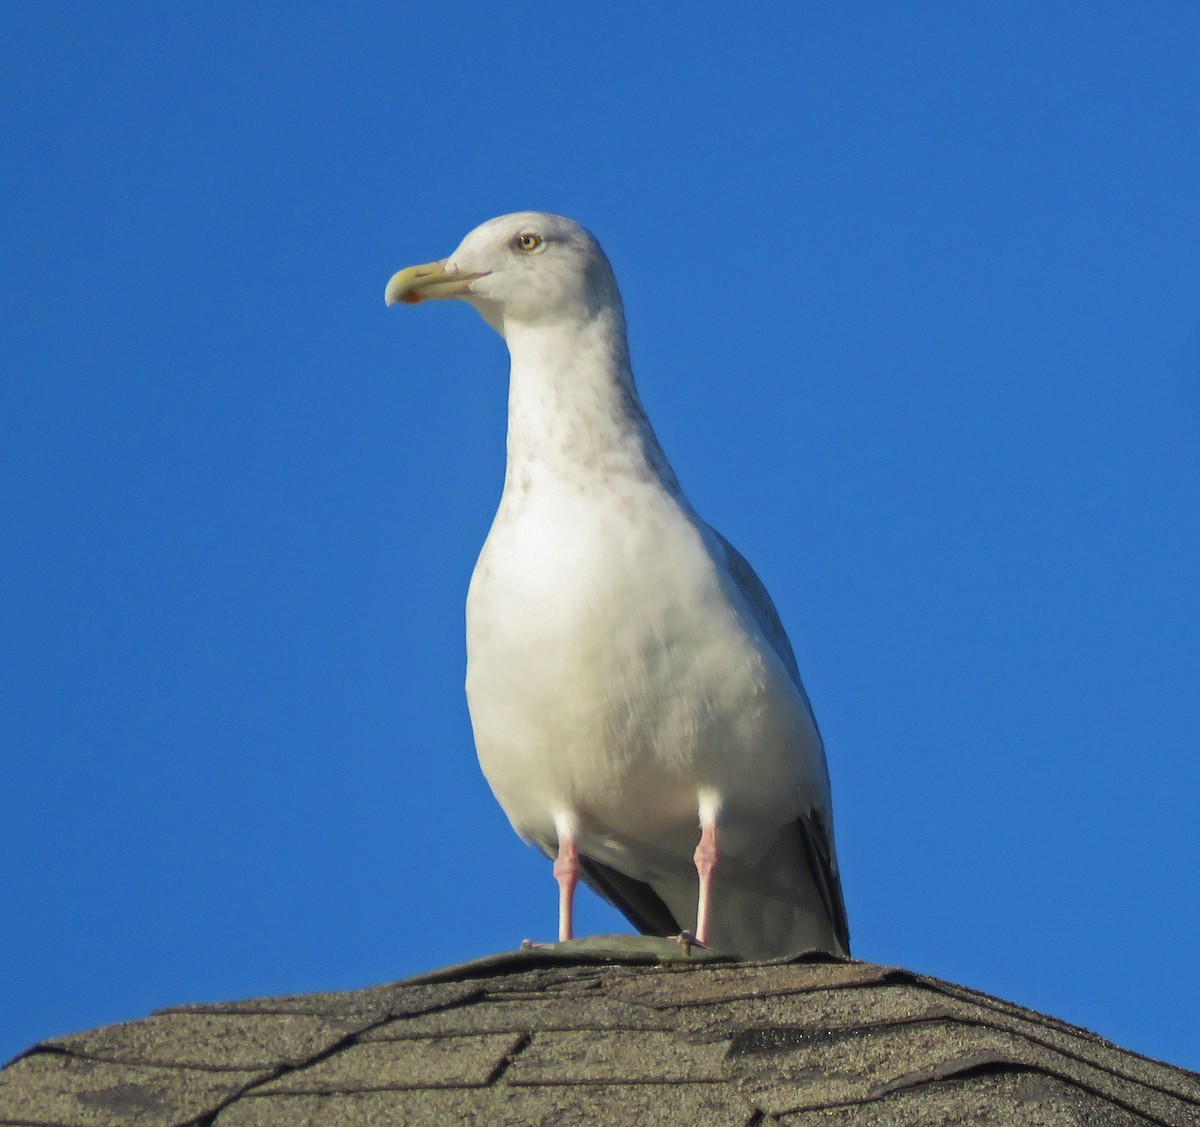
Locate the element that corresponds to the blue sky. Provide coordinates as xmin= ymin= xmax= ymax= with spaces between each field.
xmin=3 ymin=3 xmax=1198 ymax=1072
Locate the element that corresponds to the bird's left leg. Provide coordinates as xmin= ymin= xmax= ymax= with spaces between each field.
xmin=693 ymin=814 xmax=719 ymax=947
xmin=553 ymin=826 xmax=580 ymax=942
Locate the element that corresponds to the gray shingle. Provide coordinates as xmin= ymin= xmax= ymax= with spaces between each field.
xmin=728 ymin=1019 xmax=1199 ymax=1124
xmin=44 ymin=1011 xmax=374 ymax=1070
xmin=776 ymin=1071 xmax=1152 ymax=1126
xmin=159 ymin=978 xmax=482 ymax=1020
xmin=214 ymin=1082 xmax=758 ymax=1126
xmin=507 ymin=1028 xmax=728 ymax=1084
xmin=250 ymin=1033 xmax=524 ymax=1094
xmin=605 ymin=958 xmax=903 ymax=1007
xmin=0 ymin=1052 xmax=265 ymax=1127
xmin=361 ymin=994 xmax=670 ymax=1040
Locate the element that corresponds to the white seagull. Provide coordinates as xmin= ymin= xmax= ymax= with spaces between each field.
xmin=386 ymin=212 xmax=850 ymax=959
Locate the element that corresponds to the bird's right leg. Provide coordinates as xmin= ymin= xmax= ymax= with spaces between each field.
xmin=553 ymin=826 xmax=580 ymax=942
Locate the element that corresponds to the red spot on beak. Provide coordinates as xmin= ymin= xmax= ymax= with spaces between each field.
xmin=399 ymin=291 xmax=423 ymax=305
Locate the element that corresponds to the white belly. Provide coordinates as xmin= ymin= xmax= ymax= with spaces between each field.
xmin=464 ymin=480 xmax=816 ymax=878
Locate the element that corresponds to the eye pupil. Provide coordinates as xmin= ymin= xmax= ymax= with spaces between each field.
xmin=516 ymin=232 xmax=542 ymax=252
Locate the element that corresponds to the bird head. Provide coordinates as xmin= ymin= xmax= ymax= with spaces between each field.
xmin=385 ymin=211 xmax=622 ymax=336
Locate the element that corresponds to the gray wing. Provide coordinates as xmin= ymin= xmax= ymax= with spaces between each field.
xmin=710 ymin=527 xmax=818 ymax=727
xmin=710 ymin=527 xmax=851 ymax=956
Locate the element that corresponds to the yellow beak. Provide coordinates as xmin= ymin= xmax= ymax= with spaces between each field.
xmin=384 ymin=260 xmax=489 ymax=306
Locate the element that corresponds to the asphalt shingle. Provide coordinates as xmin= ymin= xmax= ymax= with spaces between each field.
xmin=250 ymin=1033 xmax=524 ymax=1094
xmin=507 ymin=1028 xmax=728 ymax=1084
xmin=214 ymin=1082 xmax=759 ymax=1127
xmin=43 ymin=1011 xmax=374 ymax=1071
xmin=0 ymin=1052 xmax=265 ymax=1127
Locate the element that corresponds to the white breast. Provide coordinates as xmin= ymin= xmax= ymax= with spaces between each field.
xmin=464 ymin=475 xmax=817 ymax=879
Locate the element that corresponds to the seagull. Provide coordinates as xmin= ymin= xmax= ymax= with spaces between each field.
xmin=386 ymin=212 xmax=850 ymax=959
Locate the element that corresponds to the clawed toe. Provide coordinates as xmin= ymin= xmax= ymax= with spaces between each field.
xmin=670 ymin=930 xmax=713 ymax=956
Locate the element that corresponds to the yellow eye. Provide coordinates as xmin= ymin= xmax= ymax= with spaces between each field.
xmin=515 ymin=232 xmax=543 ymax=253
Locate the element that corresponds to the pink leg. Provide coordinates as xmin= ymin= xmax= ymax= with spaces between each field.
xmin=693 ymin=820 xmax=718 ymax=947
xmin=553 ymin=832 xmax=579 ymax=942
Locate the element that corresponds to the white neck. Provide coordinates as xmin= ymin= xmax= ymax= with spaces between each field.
xmin=500 ymin=310 xmax=678 ymax=493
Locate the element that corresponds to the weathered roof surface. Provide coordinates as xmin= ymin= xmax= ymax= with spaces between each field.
xmin=3 ymin=935 xmax=1198 ymax=1126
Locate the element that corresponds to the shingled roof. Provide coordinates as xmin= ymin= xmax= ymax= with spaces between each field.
xmin=2 ymin=936 xmax=1197 ymax=1126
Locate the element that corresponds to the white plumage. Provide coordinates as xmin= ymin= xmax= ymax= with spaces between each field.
xmin=386 ymin=212 xmax=849 ymax=959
